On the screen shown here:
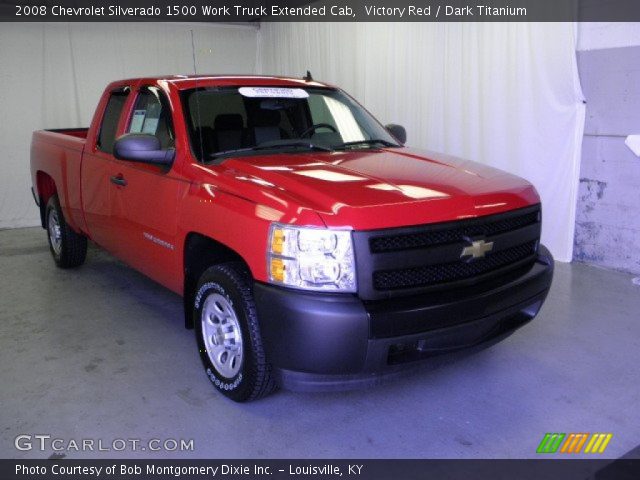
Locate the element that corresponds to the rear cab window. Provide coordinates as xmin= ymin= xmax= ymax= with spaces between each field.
xmin=97 ymin=88 xmax=129 ymax=154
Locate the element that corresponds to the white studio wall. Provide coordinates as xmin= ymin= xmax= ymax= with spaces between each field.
xmin=0 ymin=22 xmax=258 ymax=229
xmin=578 ymin=22 xmax=640 ymax=50
xmin=257 ymin=22 xmax=585 ymax=262
xmin=573 ymin=22 xmax=640 ymax=274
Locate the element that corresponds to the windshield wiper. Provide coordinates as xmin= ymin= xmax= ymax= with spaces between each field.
xmin=256 ymin=140 xmax=334 ymax=152
xmin=208 ymin=141 xmax=333 ymax=161
xmin=335 ymin=139 xmax=398 ymax=149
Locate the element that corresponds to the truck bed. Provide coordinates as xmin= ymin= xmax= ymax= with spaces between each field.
xmin=46 ymin=128 xmax=89 ymax=139
xmin=32 ymin=128 xmax=89 ymax=151
xmin=30 ymin=128 xmax=89 ymax=235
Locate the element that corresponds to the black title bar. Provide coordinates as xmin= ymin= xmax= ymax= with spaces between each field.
xmin=2 ymin=459 xmax=640 ymax=480
xmin=4 ymin=0 xmax=640 ymax=22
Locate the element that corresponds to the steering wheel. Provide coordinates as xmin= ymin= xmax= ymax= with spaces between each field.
xmin=300 ymin=123 xmax=338 ymax=138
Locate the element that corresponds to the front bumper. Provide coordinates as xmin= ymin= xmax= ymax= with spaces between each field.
xmin=254 ymin=245 xmax=554 ymax=391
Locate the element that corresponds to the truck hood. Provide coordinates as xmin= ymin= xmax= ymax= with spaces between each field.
xmin=215 ymin=147 xmax=540 ymax=230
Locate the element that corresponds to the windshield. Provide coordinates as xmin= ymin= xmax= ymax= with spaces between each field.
xmin=180 ymin=86 xmax=400 ymax=162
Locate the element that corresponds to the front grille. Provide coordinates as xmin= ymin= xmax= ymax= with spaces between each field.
xmin=373 ymin=241 xmax=537 ymax=291
xmin=352 ymin=204 xmax=542 ymax=300
xmin=369 ymin=210 xmax=539 ymax=253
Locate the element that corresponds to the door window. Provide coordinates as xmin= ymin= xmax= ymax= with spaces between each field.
xmin=127 ymin=87 xmax=175 ymax=149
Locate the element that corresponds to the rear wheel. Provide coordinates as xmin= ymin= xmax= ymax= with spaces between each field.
xmin=45 ymin=194 xmax=87 ymax=268
xmin=194 ymin=263 xmax=277 ymax=402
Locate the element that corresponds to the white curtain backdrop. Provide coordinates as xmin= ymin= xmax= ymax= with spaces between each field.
xmin=0 ymin=22 xmax=258 ymax=229
xmin=257 ymin=22 xmax=585 ymax=262
xmin=1 ymin=22 xmax=584 ymax=262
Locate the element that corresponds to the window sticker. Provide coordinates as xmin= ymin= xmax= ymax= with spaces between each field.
xmin=129 ymin=110 xmax=146 ymax=133
xmin=238 ymin=87 xmax=309 ymax=99
xmin=141 ymin=103 xmax=161 ymax=134
xmin=142 ymin=118 xmax=159 ymax=135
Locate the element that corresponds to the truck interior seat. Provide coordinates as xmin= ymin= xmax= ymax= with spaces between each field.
xmin=155 ymin=110 xmax=175 ymax=149
xmin=193 ymin=126 xmax=216 ymax=158
xmin=213 ymin=114 xmax=245 ymax=152
xmin=250 ymin=109 xmax=287 ymax=145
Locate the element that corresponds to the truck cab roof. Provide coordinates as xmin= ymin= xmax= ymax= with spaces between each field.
xmin=110 ymin=75 xmax=332 ymax=91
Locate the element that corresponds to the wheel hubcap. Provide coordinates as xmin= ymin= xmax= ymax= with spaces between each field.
xmin=201 ymin=293 xmax=243 ymax=379
xmin=48 ymin=210 xmax=62 ymax=256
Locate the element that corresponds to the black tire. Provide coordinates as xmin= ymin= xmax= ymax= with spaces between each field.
xmin=194 ymin=262 xmax=277 ymax=402
xmin=45 ymin=194 xmax=87 ymax=269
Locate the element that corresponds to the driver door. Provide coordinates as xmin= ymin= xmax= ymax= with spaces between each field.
xmin=109 ymin=85 xmax=185 ymax=292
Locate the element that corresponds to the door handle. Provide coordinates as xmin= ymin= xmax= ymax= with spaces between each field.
xmin=110 ymin=175 xmax=127 ymax=187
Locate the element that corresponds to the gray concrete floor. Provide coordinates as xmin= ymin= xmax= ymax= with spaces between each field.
xmin=1 ymin=227 xmax=639 ymax=460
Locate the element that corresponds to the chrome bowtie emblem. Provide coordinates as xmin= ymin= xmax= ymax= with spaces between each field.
xmin=460 ymin=239 xmax=494 ymax=259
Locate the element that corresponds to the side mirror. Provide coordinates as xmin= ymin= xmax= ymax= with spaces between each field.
xmin=113 ymin=133 xmax=175 ymax=165
xmin=385 ymin=124 xmax=406 ymax=145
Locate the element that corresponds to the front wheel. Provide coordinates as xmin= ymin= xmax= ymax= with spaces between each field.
xmin=45 ymin=194 xmax=87 ymax=268
xmin=194 ymin=263 xmax=277 ymax=402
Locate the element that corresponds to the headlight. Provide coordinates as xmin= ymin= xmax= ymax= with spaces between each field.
xmin=267 ymin=223 xmax=356 ymax=292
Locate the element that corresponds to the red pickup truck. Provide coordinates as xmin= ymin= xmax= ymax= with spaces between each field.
xmin=31 ymin=75 xmax=553 ymax=401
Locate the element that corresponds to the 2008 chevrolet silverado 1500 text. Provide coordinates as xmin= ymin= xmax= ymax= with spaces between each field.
xmin=31 ymin=76 xmax=553 ymax=401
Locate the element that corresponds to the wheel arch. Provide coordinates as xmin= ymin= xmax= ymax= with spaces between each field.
xmin=36 ymin=171 xmax=57 ymax=228
xmin=182 ymin=232 xmax=250 ymax=329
